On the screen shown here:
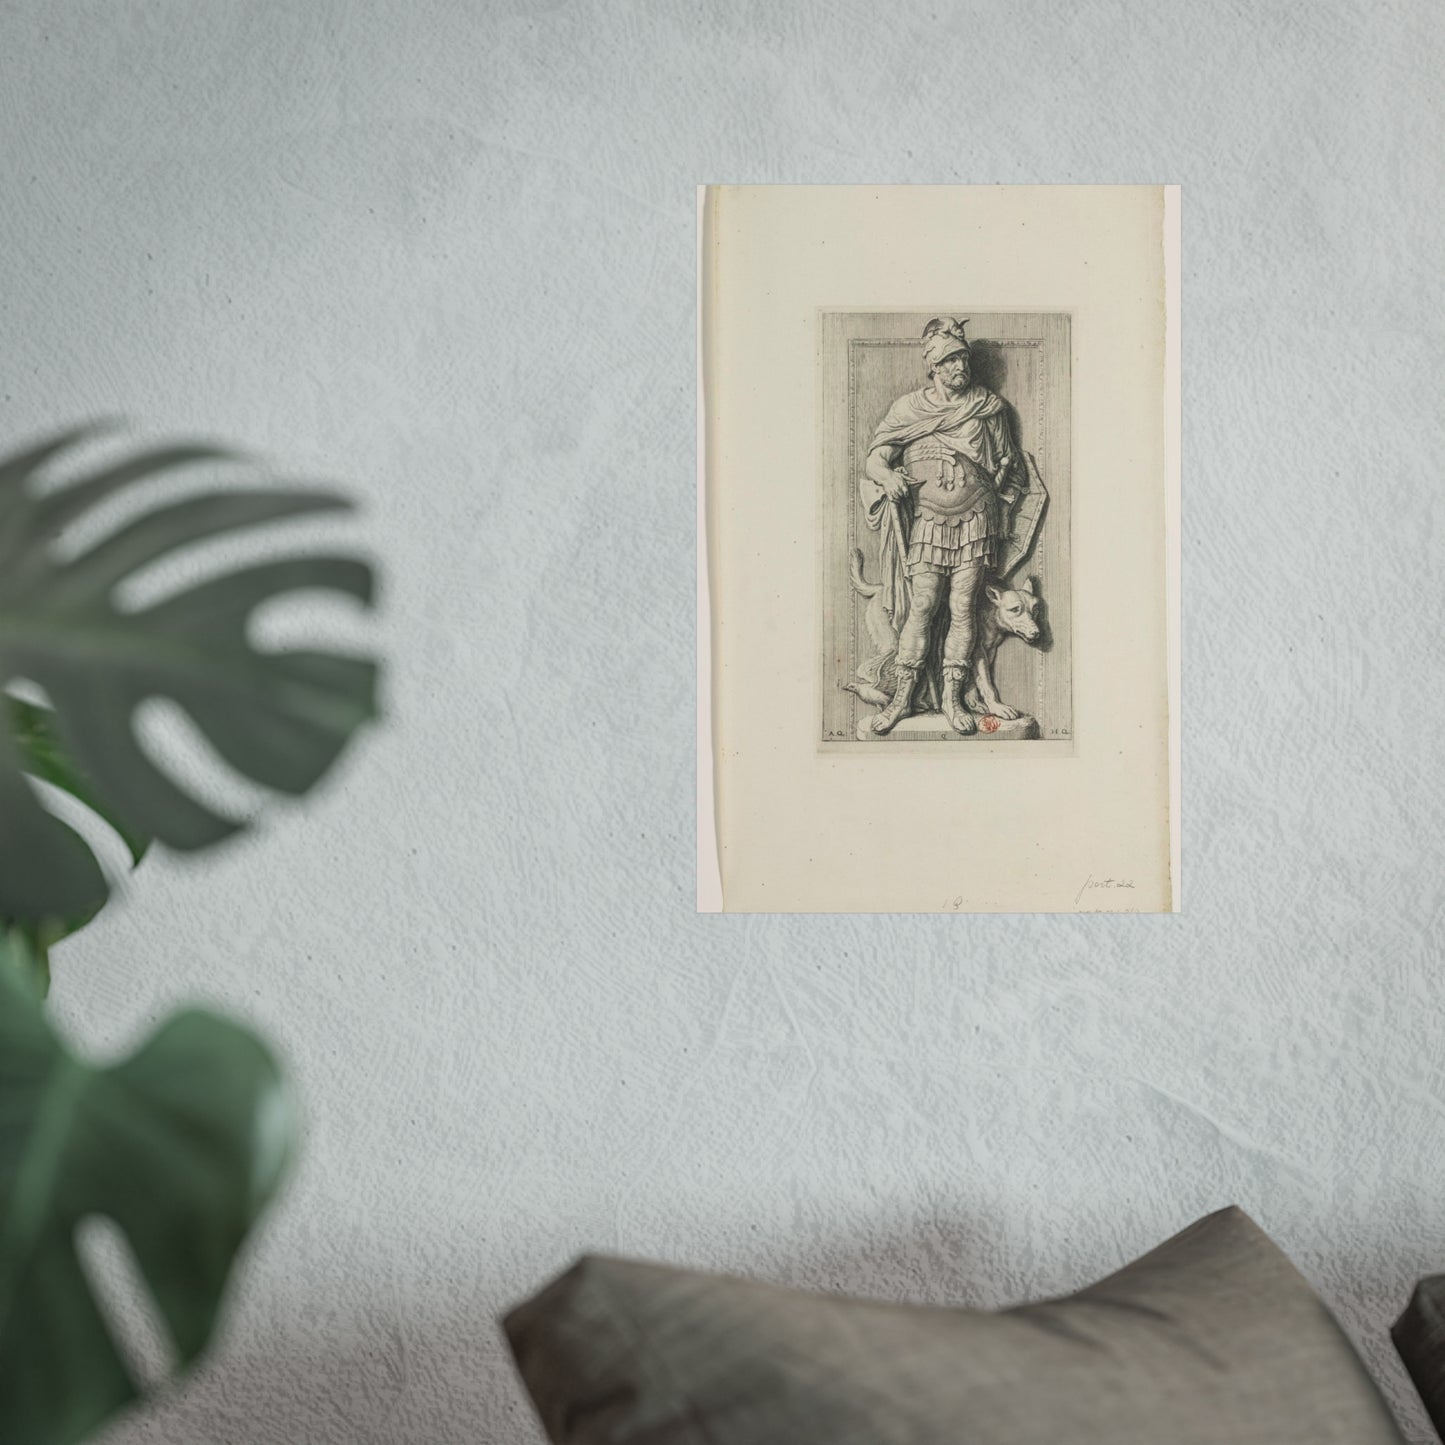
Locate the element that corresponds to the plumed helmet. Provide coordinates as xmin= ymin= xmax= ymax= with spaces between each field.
xmin=921 ymin=317 xmax=970 ymax=368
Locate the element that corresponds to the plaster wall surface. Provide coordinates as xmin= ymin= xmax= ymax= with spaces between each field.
xmin=1 ymin=2 xmax=1441 ymax=1441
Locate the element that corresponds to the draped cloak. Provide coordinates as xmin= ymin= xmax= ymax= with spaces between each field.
xmin=860 ymin=383 xmax=1015 ymax=627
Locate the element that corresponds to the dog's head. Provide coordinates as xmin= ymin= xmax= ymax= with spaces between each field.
xmin=985 ymin=578 xmax=1042 ymax=642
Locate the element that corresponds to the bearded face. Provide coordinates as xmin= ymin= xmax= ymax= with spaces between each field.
xmin=931 ymin=347 xmax=971 ymax=397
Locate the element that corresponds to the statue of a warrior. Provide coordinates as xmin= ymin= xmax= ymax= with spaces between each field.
xmin=858 ymin=317 xmax=1025 ymax=735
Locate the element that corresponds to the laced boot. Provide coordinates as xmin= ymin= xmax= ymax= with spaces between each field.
xmin=870 ymin=663 xmax=920 ymax=735
xmin=941 ymin=663 xmax=976 ymax=734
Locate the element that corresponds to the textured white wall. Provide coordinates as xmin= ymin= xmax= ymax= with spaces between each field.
xmin=3 ymin=2 xmax=1442 ymax=1441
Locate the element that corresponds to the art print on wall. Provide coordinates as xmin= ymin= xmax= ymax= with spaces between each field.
xmin=701 ymin=185 xmax=1173 ymax=911
xmin=820 ymin=311 xmax=1071 ymax=747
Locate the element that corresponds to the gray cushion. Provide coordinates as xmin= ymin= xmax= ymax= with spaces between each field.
xmin=504 ymin=1206 xmax=1405 ymax=1444
xmin=1393 ymin=1275 xmax=1445 ymax=1441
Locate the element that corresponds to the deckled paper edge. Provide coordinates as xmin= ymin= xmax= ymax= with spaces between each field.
xmin=1166 ymin=184 xmax=1182 ymax=912
xmin=696 ymin=184 xmax=722 ymax=912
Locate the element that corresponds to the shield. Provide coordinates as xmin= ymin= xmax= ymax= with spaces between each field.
xmin=999 ymin=451 xmax=1049 ymax=580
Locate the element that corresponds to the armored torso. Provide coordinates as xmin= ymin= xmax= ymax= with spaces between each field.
xmin=902 ymin=437 xmax=994 ymax=520
xmin=863 ymin=382 xmax=1014 ymax=577
xmin=901 ymin=437 xmax=998 ymax=573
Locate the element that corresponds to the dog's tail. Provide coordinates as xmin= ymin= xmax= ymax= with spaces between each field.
xmin=849 ymin=548 xmax=881 ymax=598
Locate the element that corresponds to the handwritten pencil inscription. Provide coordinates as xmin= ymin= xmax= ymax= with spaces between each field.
xmin=1074 ymin=875 xmax=1137 ymax=906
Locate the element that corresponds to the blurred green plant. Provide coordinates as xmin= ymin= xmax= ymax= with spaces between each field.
xmin=0 ymin=426 xmax=380 ymax=1445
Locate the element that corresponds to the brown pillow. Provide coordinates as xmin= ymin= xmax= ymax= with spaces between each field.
xmin=1394 ymin=1274 xmax=1445 ymax=1441
xmin=504 ymin=1206 xmax=1405 ymax=1445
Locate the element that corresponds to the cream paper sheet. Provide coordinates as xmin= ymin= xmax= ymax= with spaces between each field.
xmin=700 ymin=185 xmax=1177 ymax=913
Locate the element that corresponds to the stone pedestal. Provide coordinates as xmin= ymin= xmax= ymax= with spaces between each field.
xmin=855 ymin=710 xmax=1039 ymax=742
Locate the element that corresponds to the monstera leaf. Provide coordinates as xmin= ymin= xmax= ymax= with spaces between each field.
xmin=4 ymin=697 xmax=152 ymax=995
xmin=0 ymin=425 xmax=378 ymax=925
xmin=9 ymin=696 xmax=150 ymax=870
xmin=0 ymin=934 xmax=295 ymax=1445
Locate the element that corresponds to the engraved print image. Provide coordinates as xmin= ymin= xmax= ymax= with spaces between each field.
xmin=820 ymin=312 xmax=1071 ymax=745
